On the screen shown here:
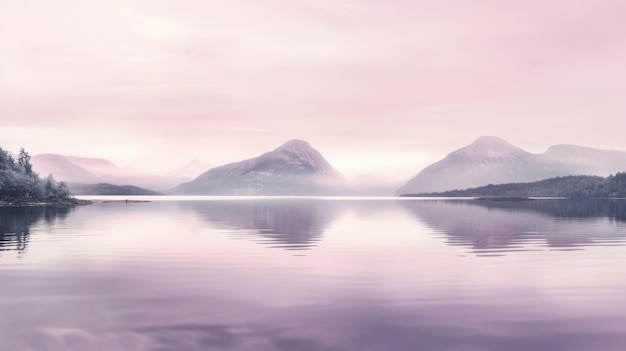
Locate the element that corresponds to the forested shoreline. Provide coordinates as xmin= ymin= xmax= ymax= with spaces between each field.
xmin=0 ymin=146 xmax=83 ymax=206
xmin=402 ymin=173 xmax=626 ymax=198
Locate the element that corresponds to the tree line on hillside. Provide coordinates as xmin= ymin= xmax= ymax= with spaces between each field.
xmin=0 ymin=146 xmax=71 ymax=202
xmin=402 ymin=173 xmax=626 ymax=198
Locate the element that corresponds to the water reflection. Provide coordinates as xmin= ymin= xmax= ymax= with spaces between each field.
xmin=184 ymin=200 xmax=345 ymax=250
xmin=466 ymin=198 xmax=626 ymax=222
xmin=403 ymin=199 xmax=626 ymax=254
xmin=0 ymin=206 xmax=72 ymax=255
xmin=1 ymin=198 xmax=626 ymax=350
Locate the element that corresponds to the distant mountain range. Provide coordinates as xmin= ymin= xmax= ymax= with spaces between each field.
xmin=25 ymin=136 xmax=626 ymax=196
xmin=397 ymin=136 xmax=626 ymax=195
xmin=31 ymin=154 xmax=202 ymax=191
xmin=172 ymin=140 xmax=347 ymax=195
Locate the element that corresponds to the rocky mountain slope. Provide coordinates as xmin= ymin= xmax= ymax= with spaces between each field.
xmin=172 ymin=140 xmax=346 ymax=195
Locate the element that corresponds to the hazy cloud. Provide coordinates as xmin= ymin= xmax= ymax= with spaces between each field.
xmin=1 ymin=0 xmax=625 ymax=179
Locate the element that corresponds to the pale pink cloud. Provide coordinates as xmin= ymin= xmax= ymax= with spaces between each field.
xmin=1 ymin=0 xmax=625 ymax=179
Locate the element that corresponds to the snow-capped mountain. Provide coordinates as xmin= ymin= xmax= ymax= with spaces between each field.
xmin=172 ymin=139 xmax=346 ymax=195
xmin=397 ymin=136 xmax=626 ymax=194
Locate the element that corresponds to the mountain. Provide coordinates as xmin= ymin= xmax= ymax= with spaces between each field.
xmin=31 ymin=154 xmax=185 ymax=190
xmin=541 ymin=144 xmax=626 ymax=176
xmin=397 ymin=136 xmax=626 ymax=194
xmin=68 ymin=183 xmax=161 ymax=196
xmin=30 ymin=154 xmax=103 ymax=184
xmin=172 ymin=139 xmax=346 ymax=195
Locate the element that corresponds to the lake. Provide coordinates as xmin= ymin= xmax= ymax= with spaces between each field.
xmin=1 ymin=197 xmax=626 ymax=351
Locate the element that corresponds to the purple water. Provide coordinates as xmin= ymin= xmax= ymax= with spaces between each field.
xmin=1 ymin=198 xmax=625 ymax=351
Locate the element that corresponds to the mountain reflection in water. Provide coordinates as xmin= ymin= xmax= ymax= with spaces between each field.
xmin=183 ymin=199 xmax=345 ymax=250
xmin=403 ymin=199 xmax=626 ymax=254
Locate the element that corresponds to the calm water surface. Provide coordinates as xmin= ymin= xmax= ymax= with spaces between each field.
xmin=1 ymin=197 xmax=626 ymax=351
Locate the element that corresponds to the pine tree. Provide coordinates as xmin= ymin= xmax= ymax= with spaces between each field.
xmin=18 ymin=148 xmax=33 ymax=176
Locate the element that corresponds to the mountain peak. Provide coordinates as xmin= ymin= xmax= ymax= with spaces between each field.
xmin=264 ymin=139 xmax=338 ymax=175
xmin=173 ymin=139 xmax=345 ymax=195
xmin=470 ymin=136 xmax=514 ymax=148
xmin=397 ymin=136 xmax=532 ymax=194
xmin=274 ymin=139 xmax=313 ymax=153
xmin=454 ymin=136 xmax=527 ymax=159
xmin=267 ymin=139 xmax=330 ymax=169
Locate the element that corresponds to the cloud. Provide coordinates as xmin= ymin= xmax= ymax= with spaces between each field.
xmin=1 ymin=0 xmax=625 ymax=177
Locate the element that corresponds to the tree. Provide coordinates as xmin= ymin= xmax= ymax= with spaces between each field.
xmin=0 ymin=147 xmax=16 ymax=171
xmin=44 ymin=174 xmax=55 ymax=197
xmin=57 ymin=181 xmax=69 ymax=197
xmin=0 ymin=146 xmax=71 ymax=202
xmin=18 ymin=148 xmax=33 ymax=176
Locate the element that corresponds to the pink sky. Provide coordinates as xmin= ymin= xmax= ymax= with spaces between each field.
xmin=1 ymin=0 xmax=625 ymax=180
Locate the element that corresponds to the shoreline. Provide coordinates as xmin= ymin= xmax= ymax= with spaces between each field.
xmin=0 ymin=198 xmax=93 ymax=207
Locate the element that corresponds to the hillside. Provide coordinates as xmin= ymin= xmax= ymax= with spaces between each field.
xmin=397 ymin=136 xmax=626 ymax=194
xmin=402 ymin=173 xmax=626 ymax=198
xmin=68 ymin=183 xmax=162 ymax=196
xmin=31 ymin=154 xmax=185 ymax=190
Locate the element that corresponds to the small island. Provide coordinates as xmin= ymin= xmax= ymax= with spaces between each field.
xmin=0 ymin=146 xmax=90 ymax=207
